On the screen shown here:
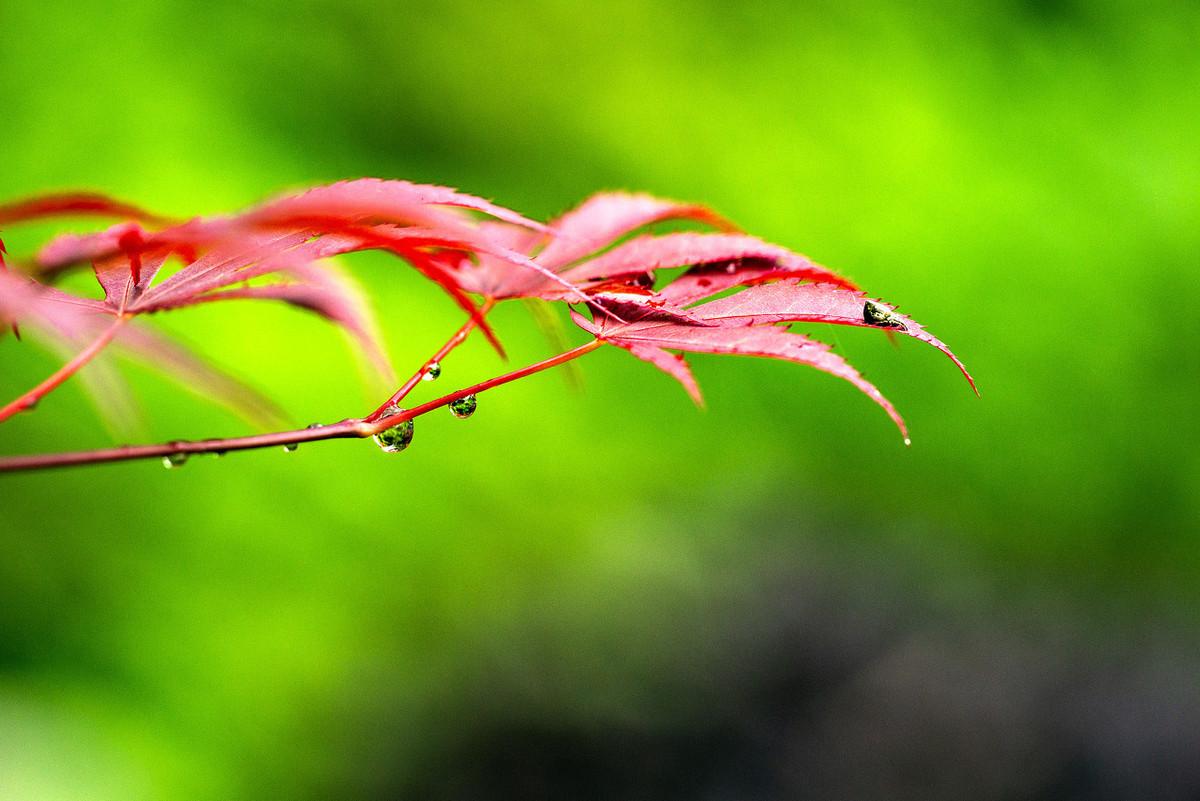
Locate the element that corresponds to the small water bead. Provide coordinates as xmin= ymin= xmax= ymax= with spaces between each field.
xmin=373 ymin=406 xmax=415 ymax=453
xmin=448 ymin=394 xmax=477 ymax=419
xmin=163 ymin=452 xmax=188 ymax=469
xmin=862 ymin=299 xmax=907 ymax=331
xmin=284 ymin=424 xmax=323 ymax=453
xmin=422 ymin=361 xmax=442 ymax=382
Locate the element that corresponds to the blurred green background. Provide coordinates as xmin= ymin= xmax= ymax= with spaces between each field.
xmin=1 ymin=1 xmax=1198 ymax=799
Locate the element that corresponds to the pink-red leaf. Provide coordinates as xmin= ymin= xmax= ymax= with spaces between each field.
xmin=91 ymin=225 xmax=171 ymax=311
xmin=0 ymin=268 xmax=108 ymax=337
xmin=243 ymin=178 xmax=551 ymax=234
xmin=463 ymin=194 xmax=739 ymax=301
xmin=536 ymin=192 xmax=737 ymax=269
xmin=622 ymin=342 xmax=703 ymax=405
xmin=34 ymin=181 xmax=573 ymax=313
xmin=37 ymin=221 xmax=187 ymax=276
xmin=0 ymin=192 xmax=171 ymax=227
xmin=130 ymin=234 xmax=395 ymax=379
xmin=0 ymin=236 xmax=17 ymax=338
xmin=573 ymin=308 xmax=908 ymax=439
xmin=137 ymin=231 xmax=323 ymax=308
xmin=3 ymin=268 xmax=296 ymax=430
xmin=559 ymin=232 xmax=853 ymax=293
xmin=586 ymin=287 xmax=717 ymax=328
xmin=690 ymin=281 xmax=977 ymax=394
xmin=130 ymin=227 xmax=506 ymax=360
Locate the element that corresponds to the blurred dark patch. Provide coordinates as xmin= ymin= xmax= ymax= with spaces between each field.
xmin=393 ymin=552 xmax=1200 ymax=801
xmin=1016 ymin=0 xmax=1084 ymax=25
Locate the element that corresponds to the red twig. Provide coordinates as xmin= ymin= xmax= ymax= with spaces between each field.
xmin=366 ymin=339 xmax=600 ymax=434
xmin=365 ymin=297 xmax=496 ymax=422
xmin=0 ymin=318 xmax=126 ymax=424
xmin=0 ymin=338 xmax=602 ymax=473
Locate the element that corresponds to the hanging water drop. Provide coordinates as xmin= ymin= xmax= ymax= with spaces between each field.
xmin=863 ymin=299 xmax=907 ymax=331
xmin=372 ymin=406 xmax=415 ymax=453
xmin=448 ymin=394 xmax=477 ymax=419
xmin=422 ymin=361 xmax=442 ymax=381
xmin=163 ymin=452 xmax=188 ymax=469
xmin=283 ymin=442 xmax=299 ymax=453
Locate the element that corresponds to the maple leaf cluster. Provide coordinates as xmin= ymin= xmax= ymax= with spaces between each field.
xmin=0 ymin=179 xmax=974 ymax=465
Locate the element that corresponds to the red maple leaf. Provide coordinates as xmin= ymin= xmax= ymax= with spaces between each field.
xmin=0 ymin=180 xmax=565 ymax=425
xmin=0 ymin=180 xmax=974 ymax=471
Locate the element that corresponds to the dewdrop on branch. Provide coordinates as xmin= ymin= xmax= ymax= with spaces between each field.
xmin=373 ymin=406 xmax=415 ymax=453
xmin=448 ymin=394 xmax=477 ymax=419
xmin=163 ymin=452 xmax=188 ymax=469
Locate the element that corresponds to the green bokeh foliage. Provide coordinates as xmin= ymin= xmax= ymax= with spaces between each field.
xmin=1 ymin=1 xmax=1196 ymax=798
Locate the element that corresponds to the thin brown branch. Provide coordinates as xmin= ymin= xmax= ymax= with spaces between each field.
xmin=0 ymin=338 xmax=602 ymax=473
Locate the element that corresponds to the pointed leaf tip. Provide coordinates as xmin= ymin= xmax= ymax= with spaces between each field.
xmin=574 ymin=306 xmax=909 ymax=439
xmin=691 ymin=281 xmax=976 ymax=395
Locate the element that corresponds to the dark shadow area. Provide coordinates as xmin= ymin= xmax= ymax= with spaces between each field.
xmin=397 ymin=541 xmax=1200 ymax=801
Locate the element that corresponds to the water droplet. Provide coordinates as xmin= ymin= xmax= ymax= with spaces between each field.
xmin=306 ymin=423 xmax=322 ymax=430
xmin=372 ymin=406 xmax=415 ymax=452
xmin=448 ymin=394 xmax=477 ymax=419
xmin=903 ymin=437 xmax=912 ymax=447
xmin=422 ymin=361 xmax=442 ymax=381
xmin=283 ymin=442 xmax=299 ymax=453
xmin=863 ymin=299 xmax=907 ymax=331
xmin=213 ymin=450 xmax=226 ymax=459
xmin=163 ymin=452 xmax=188 ymax=469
